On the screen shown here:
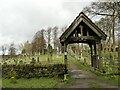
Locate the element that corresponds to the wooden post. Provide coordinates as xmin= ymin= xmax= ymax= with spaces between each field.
xmin=86 ymin=26 xmax=89 ymax=36
xmin=118 ymin=17 xmax=120 ymax=75
xmin=89 ymin=44 xmax=93 ymax=67
xmin=81 ymin=43 xmax=83 ymax=59
xmin=98 ymin=41 xmax=103 ymax=70
xmin=64 ymin=43 xmax=68 ymax=74
xmin=93 ymin=42 xmax=97 ymax=69
xmin=87 ymin=30 xmax=89 ymax=36
xmin=80 ymin=25 xmax=83 ymax=36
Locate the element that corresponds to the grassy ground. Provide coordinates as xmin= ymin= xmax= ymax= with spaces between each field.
xmin=2 ymin=53 xmax=119 ymax=88
xmin=88 ymin=82 xmax=102 ymax=88
xmin=69 ymin=55 xmax=89 ymax=71
xmin=3 ymin=78 xmax=57 ymax=88
xmin=74 ymin=50 xmax=119 ymax=74
xmin=0 ymin=78 xmax=2 ymax=88
xmin=2 ymin=77 xmax=74 ymax=88
xmin=69 ymin=55 xmax=119 ymax=86
xmin=2 ymin=54 xmax=74 ymax=88
xmin=2 ymin=54 xmax=64 ymax=65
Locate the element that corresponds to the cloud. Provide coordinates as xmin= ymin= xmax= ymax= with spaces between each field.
xmin=0 ymin=0 xmax=91 ymax=49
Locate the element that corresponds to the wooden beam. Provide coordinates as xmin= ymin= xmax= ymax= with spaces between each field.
xmin=89 ymin=44 xmax=93 ymax=67
xmin=87 ymin=30 xmax=89 ymax=36
xmin=86 ymin=25 xmax=89 ymax=36
xmin=67 ymin=40 xmax=92 ymax=44
xmin=60 ymin=12 xmax=107 ymax=42
xmin=82 ymin=19 xmax=102 ymax=38
xmin=68 ymin=36 xmax=97 ymax=42
xmin=75 ymin=31 xmax=78 ymax=37
xmin=80 ymin=25 xmax=83 ymax=36
xmin=82 ymin=17 xmax=107 ymax=40
xmin=98 ymin=41 xmax=103 ymax=70
xmin=93 ymin=43 xmax=97 ymax=68
xmin=64 ymin=43 xmax=68 ymax=74
xmin=62 ymin=18 xmax=83 ymax=41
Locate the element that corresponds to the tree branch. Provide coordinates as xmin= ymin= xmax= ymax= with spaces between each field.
xmin=90 ymin=11 xmax=113 ymax=16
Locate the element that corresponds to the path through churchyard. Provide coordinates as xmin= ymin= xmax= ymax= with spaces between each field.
xmin=64 ymin=56 xmax=118 ymax=88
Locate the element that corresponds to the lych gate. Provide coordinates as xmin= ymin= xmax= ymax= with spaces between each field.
xmin=60 ymin=12 xmax=107 ymax=73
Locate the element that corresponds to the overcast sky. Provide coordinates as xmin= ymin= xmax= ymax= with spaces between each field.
xmin=0 ymin=0 xmax=96 ymax=54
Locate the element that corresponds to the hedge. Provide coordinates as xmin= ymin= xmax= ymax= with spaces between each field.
xmin=2 ymin=64 xmax=66 ymax=79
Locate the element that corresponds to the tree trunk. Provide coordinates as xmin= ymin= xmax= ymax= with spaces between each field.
xmin=111 ymin=12 xmax=115 ymax=51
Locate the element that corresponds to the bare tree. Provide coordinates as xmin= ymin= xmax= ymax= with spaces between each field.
xmin=95 ymin=17 xmax=112 ymax=50
xmin=53 ymin=26 xmax=58 ymax=50
xmin=1 ymin=45 xmax=6 ymax=60
xmin=46 ymin=27 xmax=52 ymax=45
xmin=59 ymin=26 xmax=67 ymax=53
xmin=21 ymin=41 xmax=32 ymax=56
xmin=83 ymin=2 xmax=120 ymax=51
xmin=8 ymin=43 xmax=16 ymax=59
xmin=56 ymin=38 xmax=61 ymax=54
xmin=40 ymin=29 xmax=46 ymax=54
xmin=32 ymin=29 xmax=46 ymax=55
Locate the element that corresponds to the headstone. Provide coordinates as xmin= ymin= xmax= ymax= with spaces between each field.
xmin=31 ymin=57 xmax=36 ymax=64
xmin=24 ymin=62 xmax=26 ymax=64
xmin=15 ymin=60 xmax=17 ymax=65
xmin=84 ymin=58 xmax=87 ymax=65
xmin=47 ymin=57 xmax=50 ymax=64
xmin=37 ymin=57 xmax=39 ymax=62
xmin=109 ymin=53 xmax=113 ymax=65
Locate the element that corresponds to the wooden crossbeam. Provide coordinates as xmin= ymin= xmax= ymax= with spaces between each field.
xmin=69 ymin=36 xmax=96 ymax=41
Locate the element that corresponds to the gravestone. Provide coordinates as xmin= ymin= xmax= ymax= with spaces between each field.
xmin=14 ymin=60 xmax=17 ymax=65
xmin=37 ymin=57 xmax=39 ymax=63
xmin=31 ymin=57 xmax=36 ymax=64
xmin=83 ymin=58 xmax=87 ymax=65
xmin=109 ymin=53 xmax=113 ymax=65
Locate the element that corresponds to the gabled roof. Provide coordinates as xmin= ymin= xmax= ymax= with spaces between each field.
xmin=60 ymin=12 xmax=107 ymax=42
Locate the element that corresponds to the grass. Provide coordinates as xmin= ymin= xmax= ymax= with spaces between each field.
xmin=2 ymin=78 xmax=57 ymax=88
xmin=97 ymin=74 xmax=119 ymax=86
xmin=2 ymin=54 xmax=75 ymax=88
xmin=2 ymin=54 xmax=64 ymax=65
xmin=2 ymin=77 xmax=74 ymax=88
xmin=0 ymin=78 xmax=2 ymax=88
xmin=69 ymin=54 xmax=119 ymax=86
xmin=74 ymin=50 xmax=118 ymax=74
xmin=2 ymin=52 xmax=119 ymax=88
xmin=89 ymin=82 xmax=102 ymax=88
xmin=69 ymin=55 xmax=89 ymax=71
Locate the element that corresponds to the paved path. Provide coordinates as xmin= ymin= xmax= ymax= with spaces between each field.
xmin=64 ymin=57 xmax=118 ymax=88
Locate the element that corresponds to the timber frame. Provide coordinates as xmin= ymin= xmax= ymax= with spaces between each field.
xmin=60 ymin=12 xmax=107 ymax=73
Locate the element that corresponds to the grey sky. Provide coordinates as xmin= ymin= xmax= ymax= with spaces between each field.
xmin=0 ymin=0 xmax=94 ymax=54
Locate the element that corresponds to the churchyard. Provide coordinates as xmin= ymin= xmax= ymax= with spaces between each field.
xmin=1 ymin=50 xmax=119 ymax=88
xmin=1 ymin=54 xmax=74 ymax=88
xmin=0 ymin=1 xmax=120 ymax=89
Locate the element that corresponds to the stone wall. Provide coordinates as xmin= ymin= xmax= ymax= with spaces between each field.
xmin=2 ymin=64 xmax=65 ymax=78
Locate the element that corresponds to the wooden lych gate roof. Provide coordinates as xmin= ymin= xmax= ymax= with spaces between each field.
xmin=60 ymin=12 xmax=107 ymax=45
